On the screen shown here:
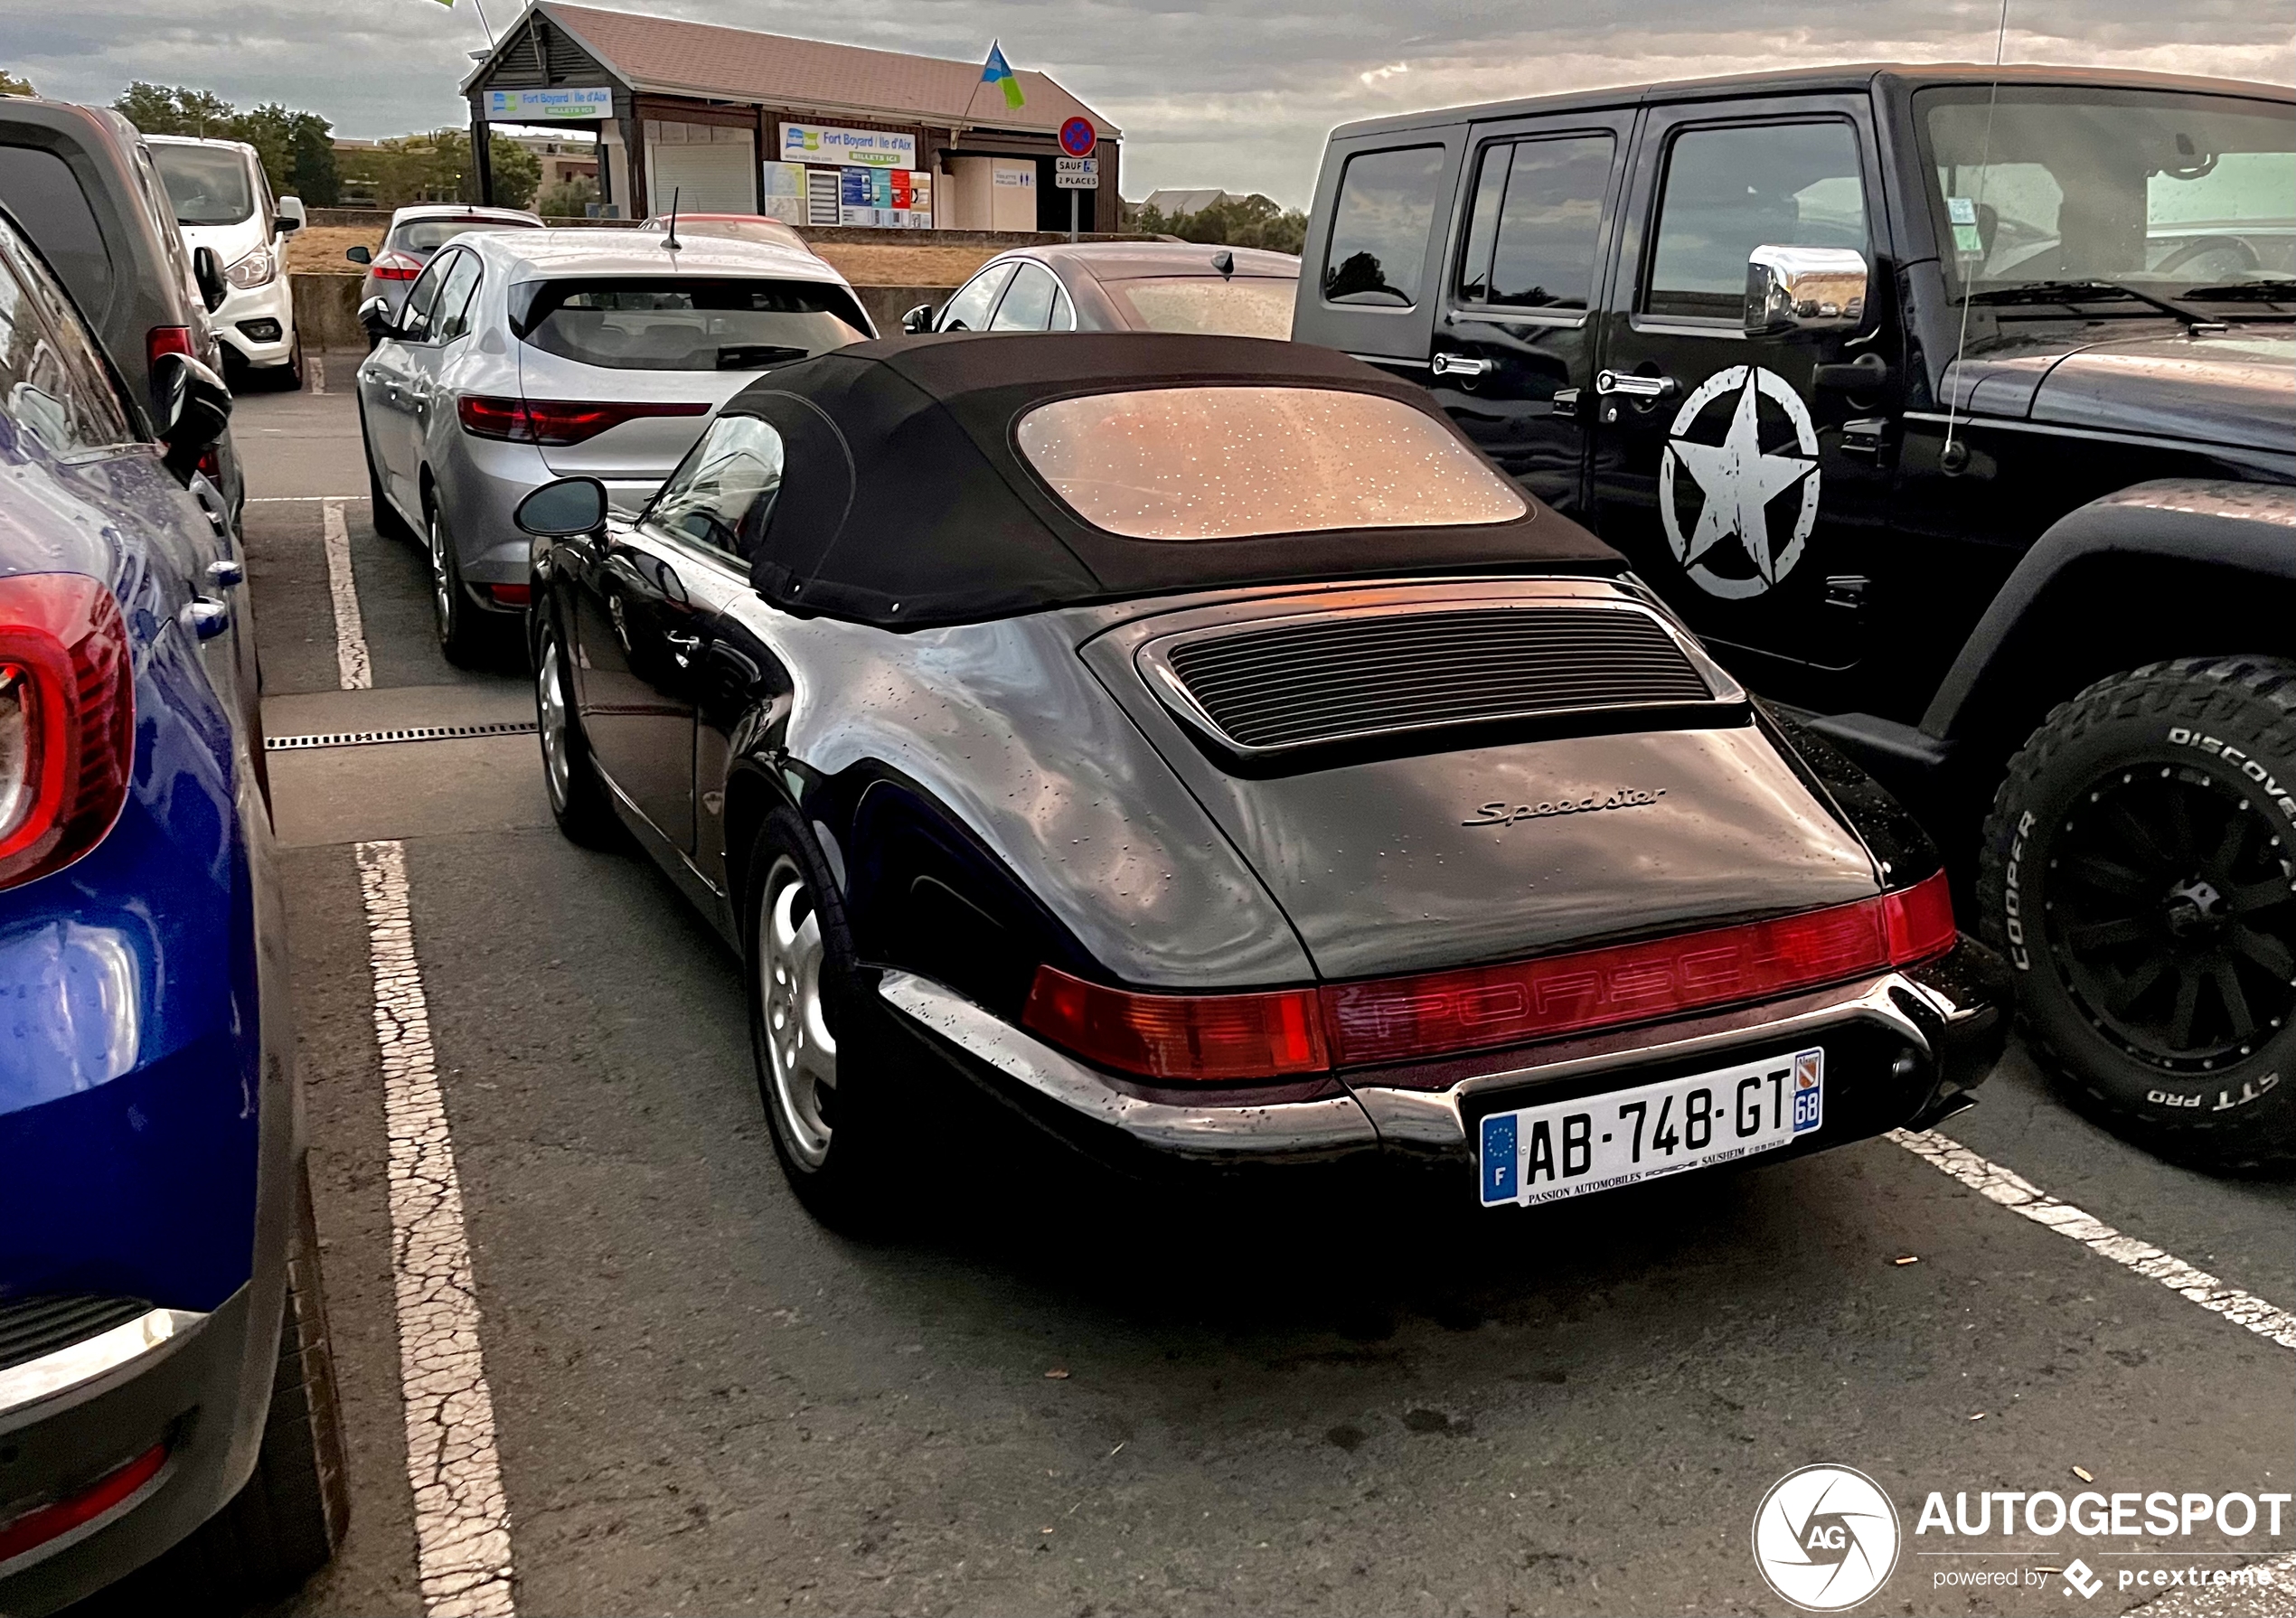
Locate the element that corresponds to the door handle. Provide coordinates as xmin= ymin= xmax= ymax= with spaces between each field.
xmin=663 ymin=628 xmax=702 ymax=668
xmin=207 ymin=559 xmax=245 ymax=588
xmin=183 ymin=597 xmax=231 ymax=640
xmin=1595 ymin=370 xmax=1678 ymax=400
xmin=1431 ymin=352 xmax=1496 ymax=379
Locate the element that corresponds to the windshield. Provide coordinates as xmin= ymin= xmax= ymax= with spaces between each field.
xmin=514 ymin=277 xmax=867 ymax=371
xmin=153 ymin=144 xmax=255 ymax=227
xmin=1015 ymin=385 xmax=1526 ymax=541
xmin=1918 ymin=87 xmax=2296 ymax=299
xmin=1105 ymin=276 xmax=1297 ymax=338
xmin=395 ymin=218 xmax=540 ymax=255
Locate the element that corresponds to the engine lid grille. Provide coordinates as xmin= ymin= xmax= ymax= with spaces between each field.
xmin=1146 ymin=604 xmax=1721 ymax=754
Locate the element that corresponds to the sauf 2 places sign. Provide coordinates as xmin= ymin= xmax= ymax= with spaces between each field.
xmin=1056 ymin=116 xmax=1097 ymax=188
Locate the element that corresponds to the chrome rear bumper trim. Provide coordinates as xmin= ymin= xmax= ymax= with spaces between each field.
xmin=0 ymin=1309 xmax=205 ymax=1419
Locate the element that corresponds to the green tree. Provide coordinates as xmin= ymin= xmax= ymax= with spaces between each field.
xmin=1130 ymin=193 xmax=1306 ymax=255
xmin=341 ymin=128 xmax=540 ymax=210
xmin=0 ymin=70 xmax=37 ymax=98
xmin=110 ymin=83 xmax=338 ymax=204
xmin=290 ymin=117 xmax=340 ymax=206
xmin=114 ymin=81 xmax=235 ymax=137
xmin=536 ymin=175 xmax=598 ymax=220
xmin=479 ymin=133 xmax=540 ymax=210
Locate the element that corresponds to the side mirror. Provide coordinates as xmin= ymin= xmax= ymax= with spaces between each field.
xmin=191 ymin=246 xmax=227 ymax=314
xmin=153 ymin=352 xmax=232 ymax=476
xmin=899 ymin=303 xmax=935 ymax=334
xmin=275 ymin=196 xmax=306 ymax=234
xmin=514 ymin=476 xmax=609 ymax=539
xmin=344 ymin=243 xmax=372 ymax=265
xmin=1745 ymin=245 xmax=1868 ymax=336
xmin=357 ymin=295 xmax=397 ymax=344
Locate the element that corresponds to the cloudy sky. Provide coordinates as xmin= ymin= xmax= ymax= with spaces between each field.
xmin=12 ymin=0 xmax=2292 ymax=203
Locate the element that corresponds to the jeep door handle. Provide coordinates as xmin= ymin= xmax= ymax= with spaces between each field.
xmin=663 ymin=628 xmax=702 ymax=667
xmin=1431 ymin=352 xmax=1496 ymax=379
xmin=1596 ymin=370 xmax=1679 ymax=400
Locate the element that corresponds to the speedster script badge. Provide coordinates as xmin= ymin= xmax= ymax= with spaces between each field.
xmin=1660 ymin=363 xmax=1821 ymax=600
xmin=1464 ymin=787 xmax=1666 ymax=827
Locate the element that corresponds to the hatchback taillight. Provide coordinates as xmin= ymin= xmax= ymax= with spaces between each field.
xmin=1022 ymin=967 xmax=1330 ymax=1082
xmin=456 ymin=394 xmax=707 ymax=447
xmin=370 ymin=250 xmax=424 ymax=281
xmin=0 ymin=574 xmax=135 ymax=891
xmin=146 ymin=325 xmax=194 ymax=370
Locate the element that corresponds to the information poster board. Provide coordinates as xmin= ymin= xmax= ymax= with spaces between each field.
xmin=837 ymin=167 xmax=933 ymax=229
xmin=760 ymin=161 xmax=808 ymax=226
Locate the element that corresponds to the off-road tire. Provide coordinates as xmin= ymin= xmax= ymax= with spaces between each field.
xmin=1978 ymin=656 xmax=2296 ymax=1171
xmin=744 ymin=805 xmax=915 ymax=1230
xmin=360 ymin=400 xmax=412 ymax=541
xmin=533 ymin=610 xmax=622 ymax=849
xmin=162 ymin=1156 xmax=350 ymax=1605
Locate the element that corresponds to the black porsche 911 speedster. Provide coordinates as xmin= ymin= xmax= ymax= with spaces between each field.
xmin=513 ymin=333 xmax=2008 ymax=1225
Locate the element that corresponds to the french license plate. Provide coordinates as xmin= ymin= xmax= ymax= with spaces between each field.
xmin=1479 ymin=1048 xmax=1823 ymax=1208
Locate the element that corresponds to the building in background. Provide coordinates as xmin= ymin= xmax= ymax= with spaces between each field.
xmin=507 ymin=131 xmax=598 ymax=193
xmin=460 ymin=3 xmax=1119 ymax=230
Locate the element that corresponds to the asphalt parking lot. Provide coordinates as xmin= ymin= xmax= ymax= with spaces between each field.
xmin=116 ymin=364 xmax=2294 ymax=1616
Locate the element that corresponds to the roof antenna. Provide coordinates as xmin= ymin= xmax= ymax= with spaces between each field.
xmin=1212 ymin=249 xmax=1234 ymax=278
xmin=1941 ymin=0 xmax=2011 ymax=475
xmin=663 ymin=186 xmax=682 ymax=252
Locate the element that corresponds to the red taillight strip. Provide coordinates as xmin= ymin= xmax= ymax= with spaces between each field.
xmin=1019 ymin=870 xmax=1957 ymax=1082
xmin=0 ymin=573 xmax=135 ymax=891
xmin=0 ymin=1444 xmax=166 ymax=1563
xmin=456 ymin=395 xmax=708 ymax=447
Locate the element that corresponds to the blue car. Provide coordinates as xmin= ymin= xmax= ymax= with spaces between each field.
xmin=0 ymin=208 xmax=344 ymax=1609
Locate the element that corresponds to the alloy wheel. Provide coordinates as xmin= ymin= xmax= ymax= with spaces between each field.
xmin=759 ymin=855 xmax=837 ymax=1167
xmin=2048 ymin=761 xmax=2296 ymax=1071
xmin=428 ymin=510 xmax=453 ymax=638
xmin=537 ymin=634 xmax=571 ymax=811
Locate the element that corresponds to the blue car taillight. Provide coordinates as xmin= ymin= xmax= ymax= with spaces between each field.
xmin=0 ymin=573 xmax=134 ymax=892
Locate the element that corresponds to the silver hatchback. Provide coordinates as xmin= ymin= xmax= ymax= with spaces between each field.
xmin=354 ymin=228 xmax=874 ymax=663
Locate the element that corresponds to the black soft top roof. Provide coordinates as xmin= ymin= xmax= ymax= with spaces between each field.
xmin=721 ymin=332 xmax=1622 ymax=628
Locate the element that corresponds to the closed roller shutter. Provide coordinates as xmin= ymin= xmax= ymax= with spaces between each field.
xmin=645 ymin=121 xmax=756 ymax=214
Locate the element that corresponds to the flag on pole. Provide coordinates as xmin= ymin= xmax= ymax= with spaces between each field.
xmin=981 ymin=41 xmax=1025 ymax=110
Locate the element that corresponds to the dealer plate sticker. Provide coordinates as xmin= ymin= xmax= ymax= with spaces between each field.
xmin=1480 ymin=1048 xmax=1822 ymax=1207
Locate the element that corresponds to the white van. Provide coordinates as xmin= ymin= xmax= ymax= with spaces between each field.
xmin=146 ymin=134 xmax=306 ymax=388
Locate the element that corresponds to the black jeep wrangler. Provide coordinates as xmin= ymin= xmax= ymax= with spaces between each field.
xmin=1294 ymin=64 xmax=2296 ymax=1168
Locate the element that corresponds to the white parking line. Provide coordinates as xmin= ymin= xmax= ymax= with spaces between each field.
xmin=357 ymin=840 xmax=518 ymax=1618
xmin=246 ymin=494 xmax=370 ymax=502
xmin=322 ymin=495 xmax=372 ymax=691
xmin=1890 ymin=1128 xmax=2296 ymax=1351
xmin=308 ymin=354 xmax=326 ymax=395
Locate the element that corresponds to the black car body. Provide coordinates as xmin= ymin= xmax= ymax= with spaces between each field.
xmin=1294 ymin=64 xmax=2296 ymax=1166
xmin=519 ymin=334 xmax=2004 ymax=1221
xmin=0 ymin=98 xmax=246 ymax=519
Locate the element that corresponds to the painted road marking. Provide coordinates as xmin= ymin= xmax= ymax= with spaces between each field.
xmin=323 ymin=495 xmax=372 ymax=691
xmin=308 ymin=353 xmax=326 ymax=395
xmin=357 ymin=840 xmax=518 ymax=1618
xmin=247 ymin=494 xmax=371 ymax=502
xmin=1890 ymin=1128 xmax=2296 ymax=1351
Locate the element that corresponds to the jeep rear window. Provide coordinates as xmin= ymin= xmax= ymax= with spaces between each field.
xmin=1014 ymin=385 xmax=1527 ymax=540
xmin=511 ymin=277 xmax=868 ymax=371
xmin=1321 ymin=146 xmax=1444 ymax=308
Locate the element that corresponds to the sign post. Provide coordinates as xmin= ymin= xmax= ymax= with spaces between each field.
xmin=1058 ymin=117 xmax=1097 ymax=241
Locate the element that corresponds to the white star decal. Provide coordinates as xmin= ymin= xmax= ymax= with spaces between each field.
xmin=1668 ymin=370 xmax=1816 ymax=585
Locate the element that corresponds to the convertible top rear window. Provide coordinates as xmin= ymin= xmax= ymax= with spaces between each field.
xmin=1013 ymin=385 xmax=1527 ymax=540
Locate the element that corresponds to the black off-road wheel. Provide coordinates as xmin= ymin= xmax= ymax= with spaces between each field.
xmin=533 ymin=611 xmax=622 ymax=849
xmin=1978 ymin=656 xmax=2296 ymax=1170
xmin=744 ymin=806 xmax=916 ymax=1230
xmin=158 ymin=1156 xmax=350 ymax=1606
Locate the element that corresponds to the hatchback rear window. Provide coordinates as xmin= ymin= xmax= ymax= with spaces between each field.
xmin=0 ymin=146 xmax=116 ymax=323
xmin=1105 ymin=276 xmax=1295 ymax=338
xmin=152 ymin=144 xmax=254 ymax=226
xmin=394 ymin=218 xmax=538 ymax=254
xmin=1014 ymin=385 xmax=1526 ymax=541
xmin=513 ymin=277 xmax=868 ymax=371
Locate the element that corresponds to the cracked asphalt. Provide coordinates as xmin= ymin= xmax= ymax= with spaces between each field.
xmin=171 ymin=378 xmax=2296 ymax=1616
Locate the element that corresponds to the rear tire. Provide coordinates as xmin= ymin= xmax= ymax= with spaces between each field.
xmin=1977 ymin=656 xmax=2296 ymax=1170
xmin=427 ymin=501 xmax=489 ymax=668
xmin=161 ymin=1156 xmax=349 ymax=1605
xmin=534 ymin=612 xmax=622 ymax=849
xmin=745 ymin=806 xmax=914 ymax=1230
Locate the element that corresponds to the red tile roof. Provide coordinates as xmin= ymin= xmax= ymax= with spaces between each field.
xmin=532 ymin=4 xmax=1117 ymax=137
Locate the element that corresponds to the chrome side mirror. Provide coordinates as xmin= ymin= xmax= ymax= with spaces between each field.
xmin=356 ymin=295 xmax=397 ymax=346
xmin=899 ymin=304 xmax=935 ymax=334
xmin=1745 ymin=245 xmax=1868 ymax=336
xmin=515 ymin=476 xmax=608 ymax=538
